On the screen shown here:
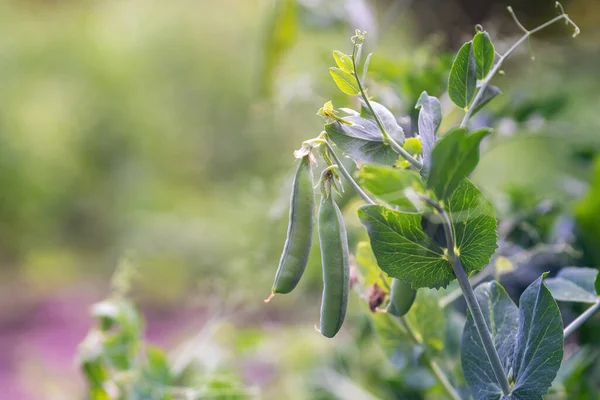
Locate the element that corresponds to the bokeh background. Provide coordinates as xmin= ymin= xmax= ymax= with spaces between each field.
xmin=0 ymin=0 xmax=599 ymax=398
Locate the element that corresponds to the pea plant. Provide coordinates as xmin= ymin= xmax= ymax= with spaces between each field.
xmin=265 ymin=4 xmax=600 ymax=399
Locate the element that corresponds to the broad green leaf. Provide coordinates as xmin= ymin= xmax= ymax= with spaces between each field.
xmin=358 ymin=164 xmax=424 ymax=209
xmin=259 ymin=0 xmax=297 ymax=96
xmin=462 ymin=281 xmax=518 ymax=400
xmin=511 ymin=274 xmax=564 ymax=399
xmin=358 ymin=179 xmax=497 ymax=289
xmin=471 ymin=85 xmax=502 ymax=117
xmin=427 ymin=127 xmax=491 ymax=200
xmin=405 ymin=289 xmax=446 ymax=352
xmin=325 ymin=116 xmax=399 ymax=165
xmin=448 ymin=41 xmax=477 ymax=109
xmin=329 ymin=67 xmax=360 ymax=95
xmin=359 ymin=101 xmax=405 ymax=143
xmin=545 ymin=267 xmax=599 ymax=303
xmin=333 ymin=50 xmax=354 ymax=73
xmin=415 ymin=91 xmax=442 ymax=174
xmin=473 ymin=31 xmax=495 ymax=80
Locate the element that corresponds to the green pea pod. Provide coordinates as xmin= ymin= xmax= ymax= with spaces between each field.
xmin=270 ymin=156 xmax=315 ymax=295
xmin=387 ymin=278 xmax=417 ymax=317
xmin=318 ymin=191 xmax=350 ymax=338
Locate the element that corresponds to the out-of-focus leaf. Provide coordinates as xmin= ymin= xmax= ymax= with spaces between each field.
xmin=330 ymin=67 xmax=360 ymax=95
xmin=427 ymin=127 xmax=491 ymax=200
xmin=358 ymin=179 xmax=497 ymax=289
xmin=405 ymin=289 xmax=445 ymax=352
xmin=259 ymin=0 xmax=297 ymax=96
xmin=511 ymin=274 xmax=564 ymax=399
xmin=448 ymin=41 xmax=476 ymax=109
xmin=333 ymin=50 xmax=354 ymax=73
xmin=358 ymin=164 xmax=423 ymax=209
xmin=360 ymin=101 xmax=405 ymax=143
xmin=355 ymin=241 xmax=383 ymax=286
xmin=415 ymin=91 xmax=442 ymax=175
xmin=545 ymin=267 xmax=599 ymax=303
xmin=462 ymin=281 xmax=518 ymax=400
xmin=472 ymin=31 xmax=495 ymax=80
xmin=471 ymin=85 xmax=502 ymax=116
xmin=144 ymin=346 xmax=172 ymax=386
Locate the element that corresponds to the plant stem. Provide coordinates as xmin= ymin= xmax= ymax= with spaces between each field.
xmin=564 ymin=300 xmax=600 ymax=339
xmin=323 ymin=139 xmax=375 ymax=205
xmin=397 ymin=317 xmax=462 ymax=400
xmin=350 ymin=43 xmax=423 ymax=170
xmin=422 ymin=197 xmax=512 ymax=395
xmin=460 ymin=11 xmax=579 ymax=128
xmin=438 ymin=266 xmax=493 ymax=308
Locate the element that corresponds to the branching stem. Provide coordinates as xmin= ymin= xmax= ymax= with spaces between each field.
xmin=460 ymin=7 xmax=579 ymax=127
xmin=564 ymin=300 xmax=600 ymax=339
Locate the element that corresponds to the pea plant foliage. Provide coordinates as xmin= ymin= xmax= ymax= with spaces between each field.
xmin=265 ymin=4 xmax=600 ymax=400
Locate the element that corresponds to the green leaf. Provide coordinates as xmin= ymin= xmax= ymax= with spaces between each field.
xmin=596 ymin=270 xmax=600 ymax=295
xmin=511 ymin=274 xmax=564 ymax=399
xmin=462 ymin=281 xmax=518 ymax=400
xmin=329 ymin=67 xmax=360 ymax=95
xmin=355 ymin=241 xmax=384 ymax=286
xmin=415 ymin=91 xmax=442 ymax=174
xmin=405 ymin=289 xmax=446 ymax=352
xmin=471 ymin=85 xmax=502 ymax=117
xmin=427 ymin=127 xmax=491 ymax=200
xmin=358 ymin=179 xmax=497 ymax=289
xmin=472 ymin=31 xmax=495 ymax=80
xmin=333 ymin=50 xmax=354 ymax=73
xmin=359 ymin=101 xmax=405 ymax=143
xmin=358 ymin=164 xmax=424 ymax=210
xmin=545 ymin=267 xmax=599 ymax=303
xmin=448 ymin=41 xmax=477 ymax=109
xmin=325 ymin=116 xmax=398 ymax=165
xmin=143 ymin=346 xmax=172 ymax=385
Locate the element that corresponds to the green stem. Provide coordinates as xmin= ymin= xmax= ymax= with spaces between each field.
xmin=460 ymin=11 xmax=579 ymax=127
xmin=397 ymin=317 xmax=462 ymax=400
xmin=423 ymin=197 xmax=512 ymax=396
xmin=323 ymin=139 xmax=375 ymax=205
xmin=564 ymin=300 xmax=600 ymax=339
xmin=350 ymin=44 xmax=423 ymax=169
xmin=438 ymin=266 xmax=493 ymax=308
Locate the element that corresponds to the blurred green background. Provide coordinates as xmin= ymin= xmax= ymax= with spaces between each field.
xmin=0 ymin=0 xmax=599 ymax=399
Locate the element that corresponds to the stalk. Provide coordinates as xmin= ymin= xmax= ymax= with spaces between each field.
xmin=564 ymin=300 xmax=600 ymax=339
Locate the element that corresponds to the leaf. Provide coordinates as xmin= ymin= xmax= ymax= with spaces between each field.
xmin=355 ymin=241 xmax=383 ymax=286
xmin=462 ymin=281 xmax=519 ymax=400
xmin=472 ymin=31 xmax=495 ymax=80
xmin=471 ymin=85 xmax=502 ymax=117
xmin=259 ymin=0 xmax=297 ymax=96
xmin=427 ymin=127 xmax=491 ymax=200
xmin=358 ymin=164 xmax=424 ymax=209
xmin=359 ymin=101 xmax=405 ymax=143
xmin=545 ymin=267 xmax=599 ymax=303
xmin=358 ymin=179 xmax=497 ymax=289
xmin=448 ymin=41 xmax=477 ymax=109
xmin=333 ymin=50 xmax=354 ymax=73
xmin=511 ymin=274 xmax=564 ymax=399
xmin=415 ymin=91 xmax=442 ymax=174
xmin=405 ymin=289 xmax=446 ymax=352
xmin=596 ymin=270 xmax=600 ymax=295
xmin=325 ymin=116 xmax=399 ymax=165
xmin=329 ymin=67 xmax=360 ymax=95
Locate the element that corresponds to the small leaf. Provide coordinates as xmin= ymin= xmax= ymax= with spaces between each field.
xmin=359 ymin=101 xmax=405 ymax=143
xmin=359 ymin=164 xmax=424 ymax=209
xmin=358 ymin=179 xmax=497 ymax=289
xmin=545 ymin=267 xmax=599 ymax=303
xmin=325 ymin=115 xmax=399 ymax=165
xmin=329 ymin=67 xmax=360 ymax=95
xmin=333 ymin=50 xmax=354 ymax=73
xmin=471 ymin=85 xmax=502 ymax=117
xmin=462 ymin=281 xmax=518 ymax=400
xmin=427 ymin=127 xmax=491 ymax=200
xmin=415 ymin=91 xmax=442 ymax=174
xmin=472 ymin=31 xmax=495 ymax=80
xmin=448 ymin=41 xmax=477 ymax=109
xmin=511 ymin=274 xmax=564 ymax=399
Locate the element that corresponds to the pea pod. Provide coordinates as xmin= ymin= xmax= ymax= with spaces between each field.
xmin=270 ymin=156 xmax=315 ymax=295
xmin=387 ymin=278 xmax=417 ymax=317
xmin=318 ymin=188 xmax=350 ymax=338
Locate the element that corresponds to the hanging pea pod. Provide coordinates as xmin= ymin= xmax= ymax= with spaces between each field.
xmin=318 ymin=173 xmax=350 ymax=338
xmin=387 ymin=278 xmax=417 ymax=317
xmin=269 ymin=155 xmax=315 ymax=297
